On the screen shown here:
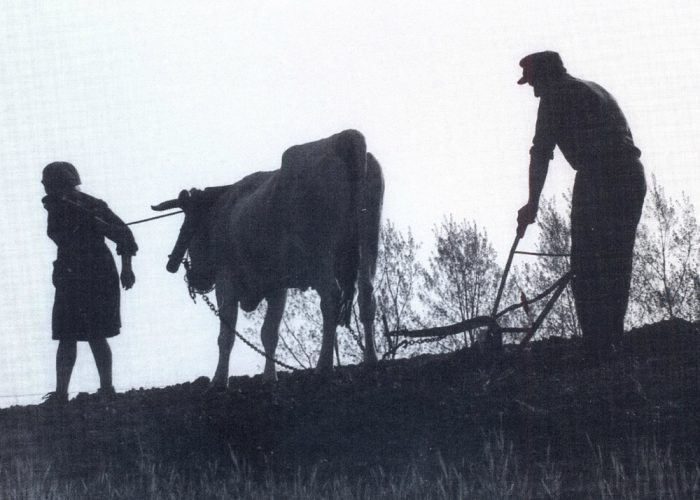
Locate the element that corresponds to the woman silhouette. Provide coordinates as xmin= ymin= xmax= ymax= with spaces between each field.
xmin=41 ymin=162 xmax=138 ymax=405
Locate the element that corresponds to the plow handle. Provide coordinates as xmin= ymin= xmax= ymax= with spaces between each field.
xmin=491 ymin=231 xmax=521 ymax=318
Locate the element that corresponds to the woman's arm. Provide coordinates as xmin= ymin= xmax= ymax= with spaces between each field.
xmin=120 ymin=254 xmax=135 ymax=290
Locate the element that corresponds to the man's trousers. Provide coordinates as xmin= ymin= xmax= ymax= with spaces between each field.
xmin=570 ymin=159 xmax=646 ymax=359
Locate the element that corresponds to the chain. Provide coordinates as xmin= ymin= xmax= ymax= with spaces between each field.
xmin=382 ymin=335 xmax=449 ymax=360
xmin=181 ymin=257 xmax=301 ymax=372
xmin=405 ymin=336 xmax=450 ymax=347
xmin=181 ymin=257 xmax=197 ymax=302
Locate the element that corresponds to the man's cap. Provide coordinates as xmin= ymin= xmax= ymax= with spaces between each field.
xmin=42 ymin=161 xmax=81 ymax=189
xmin=517 ymin=51 xmax=566 ymax=85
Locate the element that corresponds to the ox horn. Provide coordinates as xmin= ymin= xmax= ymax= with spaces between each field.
xmin=150 ymin=190 xmax=195 ymax=273
xmin=151 ymin=189 xmax=191 ymax=212
xmin=166 ymin=216 xmax=194 ymax=273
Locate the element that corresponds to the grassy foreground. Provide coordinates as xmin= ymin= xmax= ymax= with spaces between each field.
xmin=2 ymin=432 xmax=699 ymax=499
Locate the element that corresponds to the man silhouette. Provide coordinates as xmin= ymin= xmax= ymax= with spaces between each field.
xmin=515 ymin=51 xmax=646 ymax=362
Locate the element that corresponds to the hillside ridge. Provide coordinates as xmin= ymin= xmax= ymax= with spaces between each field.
xmin=1 ymin=318 xmax=699 ymax=480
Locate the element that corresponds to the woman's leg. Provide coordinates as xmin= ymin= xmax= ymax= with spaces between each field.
xmin=56 ymin=340 xmax=77 ymax=395
xmin=88 ymin=338 xmax=113 ymax=390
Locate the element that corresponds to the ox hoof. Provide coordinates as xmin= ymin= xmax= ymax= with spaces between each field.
xmin=204 ymin=383 xmax=228 ymax=397
xmin=314 ymin=364 xmax=334 ymax=377
xmin=192 ymin=376 xmax=211 ymax=391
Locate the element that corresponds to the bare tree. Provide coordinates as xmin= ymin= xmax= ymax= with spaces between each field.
xmin=629 ymin=175 xmax=700 ymax=323
xmin=420 ymin=216 xmax=501 ymax=351
xmin=371 ymin=220 xmax=427 ymax=357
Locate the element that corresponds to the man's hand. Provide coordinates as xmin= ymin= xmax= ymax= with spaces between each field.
xmin=121 ymin=268 xmax=136 ymax=290
xmin=517 ymin=202 xmax=538 ymax=238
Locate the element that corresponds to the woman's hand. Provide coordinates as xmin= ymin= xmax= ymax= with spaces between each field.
xmin=121 ymin=268 xmax=135 ymax=290
xmin=120 ymin=255 xmax=135 ymax=290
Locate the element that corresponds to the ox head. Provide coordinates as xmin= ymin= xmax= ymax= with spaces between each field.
xmin=152 ymin=189 xmax=216 ymax=293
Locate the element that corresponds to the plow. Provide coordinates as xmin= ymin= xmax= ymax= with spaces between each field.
xmin=383 ymin=230 xmax=572 ymax=357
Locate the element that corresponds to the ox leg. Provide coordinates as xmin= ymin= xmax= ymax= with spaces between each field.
xmin=316 ymin=287 xmax=341 ymax=374
xmin=261 ymin=289 xmax=287 ymax=382
xmin=358 ymin=270 xmax=379 ymax=364
xmin=211 ymin=279 xmax=238 ymax=389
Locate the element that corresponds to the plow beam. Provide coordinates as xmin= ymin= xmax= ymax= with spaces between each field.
xmin=387 ymin=316 xmax=497 ymax=339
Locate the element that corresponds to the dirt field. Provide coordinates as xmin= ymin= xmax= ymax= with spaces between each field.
xmin=2 ymin=318 xmax=699 ymax=493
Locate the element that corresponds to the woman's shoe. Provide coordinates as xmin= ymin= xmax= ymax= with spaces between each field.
xmin=41 ymin=391 xmax=68 ymax=407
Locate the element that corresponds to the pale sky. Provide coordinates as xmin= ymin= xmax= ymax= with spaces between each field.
xmin=1 ymin=1 xmax=699 ymax=406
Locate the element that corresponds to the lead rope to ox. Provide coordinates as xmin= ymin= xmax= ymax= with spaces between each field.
xmin=181 ymin=257 xmax=301 ymax=372
xmin=125 ymin=210 xmax=184 ymax=226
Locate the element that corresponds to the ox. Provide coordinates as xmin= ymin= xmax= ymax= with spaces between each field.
xmin=153 ymin=130 xmax=384 ymax=387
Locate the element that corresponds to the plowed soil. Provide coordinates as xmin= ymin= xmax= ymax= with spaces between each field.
xmin=2 ymin=319 xmax=699 ymax=481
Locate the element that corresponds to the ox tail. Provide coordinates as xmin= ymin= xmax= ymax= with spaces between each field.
xmin=353 ymin=152 xmax=383 ymax=361
xmin=356 ymin=153 xmax=384 ymax=323
xmin=359 ymin=153 xmax=385 ymax=282
xmin=338 ymin=150 xmax=383 ymax=331
xmin=335 ymin=130 xmax=368 ymax=326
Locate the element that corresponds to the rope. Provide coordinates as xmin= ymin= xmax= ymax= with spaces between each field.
xmin=126 ymin=210 xmax=183 ymax=226
xmin=58 ymin=196 xmax=183 ymax=227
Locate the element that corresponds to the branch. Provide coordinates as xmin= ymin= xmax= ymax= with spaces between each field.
xmin=281 ymin=317 xmax=314 ymax=368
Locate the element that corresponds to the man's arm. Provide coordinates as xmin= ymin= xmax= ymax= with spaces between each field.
xmin=517 ymin=98 xmax=555 ymax=237
xmin=517 ymin=155 xmax=549 ymax=236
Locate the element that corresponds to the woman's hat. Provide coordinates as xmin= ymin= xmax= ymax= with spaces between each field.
xmin=42 ymin=162 xmax=81 ymax=189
